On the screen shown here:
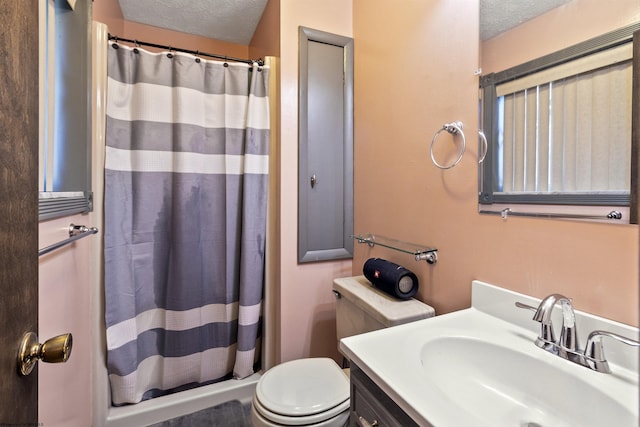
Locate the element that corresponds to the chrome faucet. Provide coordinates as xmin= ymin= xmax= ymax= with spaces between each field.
xmin=517 ymin=294 xmax=577 ymax=353
xmin=532 ymin=294 xmax=578 ymax=354
xmin=517 ymin=295 xmax=640 ymax=373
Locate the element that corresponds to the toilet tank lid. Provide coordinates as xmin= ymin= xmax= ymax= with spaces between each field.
xmin=333 ymin=275 xmax=435 ymax=326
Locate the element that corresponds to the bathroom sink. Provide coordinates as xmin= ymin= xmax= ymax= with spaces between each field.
xmin=420 ymin=336 xmax=636 ymax=427
xmin=340 ymin=280 xmax=639 ymax=426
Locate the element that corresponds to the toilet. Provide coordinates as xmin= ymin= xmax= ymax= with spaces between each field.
xmin=251 ymin=275 xmax=435 ymax=426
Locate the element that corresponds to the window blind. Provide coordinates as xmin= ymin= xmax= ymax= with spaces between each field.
xmin=496 ymin=53 xmax=632 ymax=195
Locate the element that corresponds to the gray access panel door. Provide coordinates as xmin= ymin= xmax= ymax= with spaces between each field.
xmin=298 ymin=27 xmax=354 ymax=263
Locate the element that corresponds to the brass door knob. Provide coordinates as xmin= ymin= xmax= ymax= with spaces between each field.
xmin=17 ymin=332 xmax=73 ymax=376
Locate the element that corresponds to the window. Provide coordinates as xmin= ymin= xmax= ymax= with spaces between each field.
xmin=479 ymin=24 xmax=639 ymax=222
xmin=39 ymin=0 xmax=92 ymax=220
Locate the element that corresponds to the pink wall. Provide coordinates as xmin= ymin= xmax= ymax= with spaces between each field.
xmin=481 ymin=0 xmax=640 ymax=73
xmin=277 ymin=0 xmax=353 ymax=364
xmin=352 ymin=0 xmax=481 ymax=315
xmin=250 ymin=0 xmax=280 ymax=60
xmin=39 ymin=5 xmax=105 ymax=426
xmin=121 ymin=21 xmax=249 ymax=58
xmin=354 ymin=0 xmax=639 ymax=327
xmin=92 ymin=0 xmax=124 ymax=35
xmin=39 ymin=214 xmax=98 ymax=427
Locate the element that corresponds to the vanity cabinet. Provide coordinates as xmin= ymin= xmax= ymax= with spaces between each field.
xmin=349 ymin=364 xmax=423 ymax=427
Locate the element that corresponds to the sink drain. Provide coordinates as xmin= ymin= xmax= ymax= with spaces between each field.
xmin=521 ymin=423 xmax=543 ymax=427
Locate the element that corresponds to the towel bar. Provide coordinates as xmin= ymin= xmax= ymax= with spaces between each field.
xmin=39 ymin=224 xmax=99 ymax=256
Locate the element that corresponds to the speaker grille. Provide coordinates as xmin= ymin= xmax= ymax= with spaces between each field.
xmin=398 ymin=275 xmax=414 ymax=294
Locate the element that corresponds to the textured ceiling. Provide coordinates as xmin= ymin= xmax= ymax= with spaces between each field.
xmin=117 ymin=0 xmax=268 ymax=45
xmin=117 ymin=0 xmax=574 ymax=45
xmin=480 ymin=0 xmax=573 ymax=40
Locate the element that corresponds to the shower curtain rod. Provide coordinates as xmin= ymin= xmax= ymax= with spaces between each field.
xmin=107 ymin=34 xmax=264 ymax=66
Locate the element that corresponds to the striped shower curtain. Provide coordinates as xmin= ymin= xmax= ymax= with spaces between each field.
xmin=104 ymin=42 xmax=269 ymax=405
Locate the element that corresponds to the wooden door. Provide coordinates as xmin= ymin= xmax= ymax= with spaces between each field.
xmin=0 ymin=0 xmax=40 ymax=422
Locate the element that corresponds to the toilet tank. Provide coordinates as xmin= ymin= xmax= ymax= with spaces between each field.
xmin=333 ymin=275 xmax=435 ymax=341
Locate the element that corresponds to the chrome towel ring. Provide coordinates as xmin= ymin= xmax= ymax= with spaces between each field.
xmin=430 ymin=121 xmax=465 ymax=169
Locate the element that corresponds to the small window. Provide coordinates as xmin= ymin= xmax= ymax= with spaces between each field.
xmin=479 ymin=24 xmax=639 ymax=222
xmin=39 ymin=0 xmax=92 ymax=221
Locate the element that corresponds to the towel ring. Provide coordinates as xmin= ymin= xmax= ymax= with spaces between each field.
xmin=478 ymin=130 xmax=488 ymax=163
xmin=430 ymin=121 xmax=466 ymax=169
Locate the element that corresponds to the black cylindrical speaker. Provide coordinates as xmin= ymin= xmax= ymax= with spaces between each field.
xmin=363 ymin=258 xmax=419 ymax=300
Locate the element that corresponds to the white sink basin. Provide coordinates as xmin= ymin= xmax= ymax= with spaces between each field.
xmin=420 ymin=336 xmax=636 ymax=427
xmin=340 ymin=280 xmax=639 ymax=426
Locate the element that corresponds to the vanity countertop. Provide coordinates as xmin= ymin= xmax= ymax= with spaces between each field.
xmin=339 ymin=280 xmax=639 ymax=427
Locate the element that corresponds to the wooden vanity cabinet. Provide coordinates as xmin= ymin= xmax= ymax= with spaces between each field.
xmin=349 ymin=364 xmax=425 ymax=427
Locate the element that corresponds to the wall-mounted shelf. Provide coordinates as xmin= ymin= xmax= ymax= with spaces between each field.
xmin=352 ymin=234 xmax=438 ymax=264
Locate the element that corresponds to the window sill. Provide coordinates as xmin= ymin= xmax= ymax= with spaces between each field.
xmin=39 ymin=192 xmax=93 ymax=222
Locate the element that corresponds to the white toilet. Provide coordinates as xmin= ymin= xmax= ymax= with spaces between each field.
xmin=251 ymin=275 xmax=435 ymax=426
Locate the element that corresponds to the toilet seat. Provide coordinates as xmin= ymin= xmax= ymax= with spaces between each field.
xmin=252 ymin=394 xmax=350 ymax=426
xmin=253 ymin=358 xmax=350 ymax=425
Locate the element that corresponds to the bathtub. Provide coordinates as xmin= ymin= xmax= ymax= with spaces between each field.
xmin=102 ymin=374 xmax=260 ymax=427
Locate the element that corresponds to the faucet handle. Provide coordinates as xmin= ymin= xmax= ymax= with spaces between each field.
xmin=515 ymin=301 xmax=536 ymax=311
xmin=584 ymin=330 xmax=640 ymax=373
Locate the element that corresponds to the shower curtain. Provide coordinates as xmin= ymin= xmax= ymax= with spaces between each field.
xmin=104 ymin=42 xmax=269 ymax=405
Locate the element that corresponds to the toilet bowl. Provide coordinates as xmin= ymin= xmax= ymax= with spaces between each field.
xmin=251 ymin=275 xmax=435 ymax=427
xmin=250 ymin=358 xmax=350 ymax=426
